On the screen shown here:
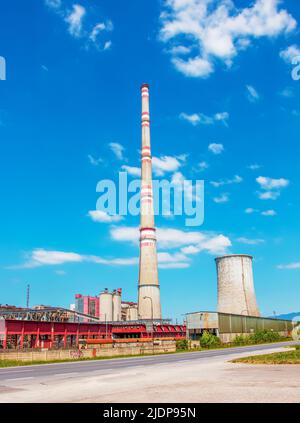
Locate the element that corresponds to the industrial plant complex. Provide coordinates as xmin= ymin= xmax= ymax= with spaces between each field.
xmin=0 ymin=85 xmax=295 ymax=351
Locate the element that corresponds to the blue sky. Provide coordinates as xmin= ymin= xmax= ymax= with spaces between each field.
xmin=0 ymin=0 xmax=300 ymax=321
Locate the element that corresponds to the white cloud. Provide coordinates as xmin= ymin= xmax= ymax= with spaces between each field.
xmin=208 ymin=143 xmax=224 ymax=155
xmin=237 ymin=237 xmax=265 ymax=245
xmin=170 ymin=45 xmax=191 ymax=55
xmin=160 ymin=0 xmax=296 ymax=78
xmin=88 ymin=210 xmax=123 ymax=223
xmin=88 ymin=154 xmax=102 ymax=166
xmin=214 ymin=112 xmax=230 ymax=125
xmin=210 ymin=175 xmax=243 ymax=188
xmin=45 ymin=1 xmax=113 ymax=51
xmin=246 ymin=85 xmax=260 ymax=102
xmin=121 ymin=165 xmax=141 ymax=177
xmin=158 ymin=251 xmax=190 ymax=268
xmin=104 ymin=40 xmax=112 ymax=50
xmin=22 ymin=249 xmax=84 ymax=268
xmin=258 ymin=191 xmax=280 ymax=200
xmin=245 ymin=207 xmax=258 ymax=214
xmin=45 ymin=0 xmax=61 ymax=9
xmin=213 ymin=193 xmax=229 ymax=204
xmin=109 ymin=142 xmax=125 ymax=160
xmin=171 ymin=171 xmax=184 ymax=186
xmin=277 ymin=262 xmax=300 ymax=269
xmin=198 ymin=161 xmax=209 ymax=171
xmin=65 ymin=4 xmax=86 ymax=38
xmin=152 ymin=155 xmax=183 ymax=176
xmin=261 ymin=209 xmax=276 ymax=216
xmin=256 ymin=176 xmax=289 ymax=200
xmin=200 ymin=234 xmax=231 ymax=255
xmin=89 ymin=22 xmax=106 ymax=42
xmin=172 ymin=56 xmax=214 ymax=77
xmin=248 ymin=164 xmax=261 ymax=170
xmin=89 ymin=21 xmax=113 ymax=49
xmin=110 ymin=226 xmax=231 ymax=255
xmin=15 ymin=248 xmax=137 ymax=269
xmin=245 ymin=207 xmax=276 ymax=216
xmin=180 ymin=111 xmax=229 ymax=126
xmin=181 ymin=245 xmax=200 ymax=255
xmin=279 ymin=87 xmax=294 ymax=98
xmin=179 ymin=112 xmax=202 ymax=125
xmin=256 ymin=176 xmax=289 ymax=190
xmin=110 ymin=226 xmax=139 ymax=243
xmin=88 ymin=255 xmax=138 ymax=266
xmin=280 ymin=44 xmax=300 ymax=64
xmin=159 ymin=262 xmax=190 ymax=269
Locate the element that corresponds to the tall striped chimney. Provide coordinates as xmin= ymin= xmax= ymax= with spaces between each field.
xmin=138 ymin=84 xmax=162 ymax=320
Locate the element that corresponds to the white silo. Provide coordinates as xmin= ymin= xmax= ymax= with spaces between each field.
xmin=112 ymin=290 xmax=122 ymax=321
xmin=215 ymin=254 xmax=260 ymax=317
xmin=126 ymin=305 xmax=138 ymax=321
xmin=99 ymin=289 xmax=113 ymax=322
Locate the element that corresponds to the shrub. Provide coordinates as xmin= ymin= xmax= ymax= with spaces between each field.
xmin=200 ymin=331 xmax=221 ymax=348
xmin=176 ymin=339 xmax=189 ymax=350
xmin=232 ymin=330 xmax=283 ymax=346
xmin=249 ymin=329 xmax=281 ymax=344
xmin=233 ymin=334 xmax=250 ymax=346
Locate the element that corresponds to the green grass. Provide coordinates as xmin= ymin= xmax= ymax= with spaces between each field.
xmin=0 ymin=339 xmax=296 ymax=368
xmin=177 ymin=337 xmax=292 ymax=353
xmin=232 ymin=346 xmax=300 ymax=364
xmin=0 ymin=351 xmax=178 ymax=368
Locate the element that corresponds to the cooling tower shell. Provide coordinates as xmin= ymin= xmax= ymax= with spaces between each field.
xmin=215 ymin=254 xmax=260 ymax=317
xmin=99 ymin=291 xmax=113 ymax=321
xmin=112 ymin=292 xmax=122 ymax=321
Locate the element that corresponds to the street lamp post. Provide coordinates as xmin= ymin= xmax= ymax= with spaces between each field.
xmin=143 ymin=296 xmax=154 ymax=354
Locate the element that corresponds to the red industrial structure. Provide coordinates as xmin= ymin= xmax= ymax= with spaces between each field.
xmin=0 ymin=320 xmax=186 ymax=350
xmin=75 ymin=294 xmax=100 ymax=319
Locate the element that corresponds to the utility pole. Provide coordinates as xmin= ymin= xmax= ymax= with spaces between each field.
xmin=26 ymin=284 xmax=30 ymax=309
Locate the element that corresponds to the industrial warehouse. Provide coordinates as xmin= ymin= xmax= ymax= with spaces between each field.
xmin=0 ymin=85 xmax=296 ymax=353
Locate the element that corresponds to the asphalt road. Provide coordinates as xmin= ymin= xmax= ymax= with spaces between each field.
xmin=0 ymin=341 xmax=298 ymax=383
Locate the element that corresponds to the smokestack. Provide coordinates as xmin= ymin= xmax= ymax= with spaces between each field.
xmin=137 ymin=84 xmax=162 ymax=320
xmin=216 ymin=254 xmax=260 ymax=317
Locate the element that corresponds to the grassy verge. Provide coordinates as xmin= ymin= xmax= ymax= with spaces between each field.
xmin=232 ymin=345 xmax=300 ymax=364
xmin=0 ymin=351 xmax=177 ymax=368
xmin=176 ymin=338 xmax=293 ymax=353
xmin=0 ymin=339 xmax=296 ymax=368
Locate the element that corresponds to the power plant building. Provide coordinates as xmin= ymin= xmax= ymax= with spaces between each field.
xmin=186 ymin=311 xmax=293 ymax=344
xmin=216 ymin=254 xmax=260 ymax=317
xmin=75 ymin=289 xmax=125 ymax=322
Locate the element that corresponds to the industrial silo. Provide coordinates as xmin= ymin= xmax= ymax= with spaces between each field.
xmin=215 ymin=254 xmax=260 ymax=317
xmin=112 ymin=290 xmax=122 ymax=321
xmin=99 ymin=289 xmax=113 ymax=322
xmin=126 ymin=305 xmax=138 ymax=321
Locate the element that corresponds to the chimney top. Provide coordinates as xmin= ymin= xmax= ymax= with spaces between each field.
xmin=141 ymin=83 xmax=149 ymax=90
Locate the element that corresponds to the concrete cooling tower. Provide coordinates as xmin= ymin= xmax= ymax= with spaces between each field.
xmin=215 ymin=254 xmax=260 ymax=317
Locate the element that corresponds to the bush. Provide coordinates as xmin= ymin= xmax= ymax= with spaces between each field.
xmin=176 ymin=339 xmax=189 ymax=350
xmin=233 ymin=330 xmax=282 ymax=346
xmin=200 ymin=331 xmax=221 ymax=348
xmin=233 ymin=334 xmax=250 ymax=346
xmin=249 ymin=329 xmax=281 ymax=344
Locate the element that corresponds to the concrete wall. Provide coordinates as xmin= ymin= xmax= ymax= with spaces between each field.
xmin=0 ymin=341 xmax=176 ymax=362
